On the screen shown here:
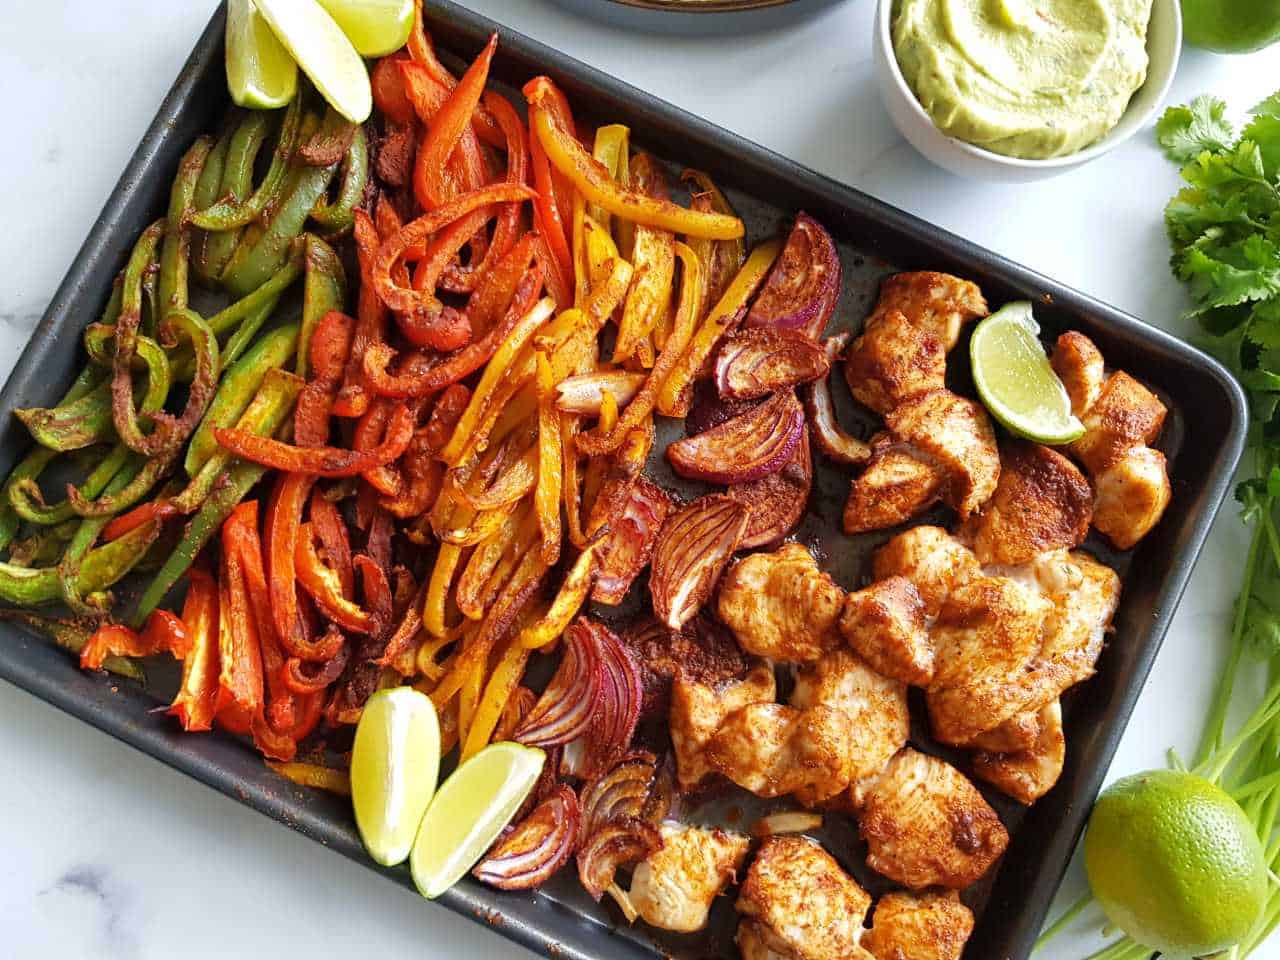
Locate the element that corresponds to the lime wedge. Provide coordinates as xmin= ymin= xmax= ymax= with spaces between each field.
xmin=410 ymin=742 xmax=545 ymax=899
xmin=970 ymin=301 xmax=1085 ymax=444
xmin=315 ymin=0 xmax=415 ymax=58
xmin=252 ymin=0 xmax=372 ymax=123
xmin=226 ymin=0 xmax=298 ymax=110
xmin=350 ymin=687 xmax=441 ymax=867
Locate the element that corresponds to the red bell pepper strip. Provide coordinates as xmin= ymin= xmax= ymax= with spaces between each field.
xmin=371 ymin=52 xmax=416 ymax=126
xmin=215 ymin=696 xmax=253 ymax=736
xmin=80 ymin=610 xmax=189 ymax=672
xmin=400 ymin=61 xmax=487 ymax=207
xmin=532 ymin=233 xmax=573 ymax=310
xmin=102 ymin=499 xmax=180 ymax=542
xmin=214 ymin=403 xmax=414 ymax=477
xmin=356 ymin=553 xmax=394 ymax=629
xmin=529 ymin=140 xmax=574 ymax=298
xmin=353 ymin=399 xmax=402 ymax=498
xmin=265 ymin=472 xmax=328 ymax=662
xmin=333 ymin=210 xmax=388 ymax=419
xmin=366 ymin=509 xmax=394 ymax=580
xmin=296 ymin=523 xmax=375 ymax=633
xmin=309 ymin=487 xmax=356 ymax=598
xmin=168 ymin=567 xmax=220 ymax=732
xmin=405 ymin=10 xmax=505 ymax=148
xmin=414 ymin=33 xmax=497 ymax=210
xmin=284 ymin=630 xmax=349 ymax=696
xmin=287 ymin=689 xmax=326 ymax=742
xmin=411 ymin=206 xmax=494 ymax=297
xmin=467 ymin=232 xmax=539 ymax=338
xmin=381 ymin=430 xmax=443 ymax=518
xmin=217 ymin=543 xmax=264 ymax=716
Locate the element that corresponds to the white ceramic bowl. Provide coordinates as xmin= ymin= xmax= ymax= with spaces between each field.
xmin=873 ymin=0 xmax=1182 ymax=182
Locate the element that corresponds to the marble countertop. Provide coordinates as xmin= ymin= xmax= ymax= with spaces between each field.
xmin=0 ymin=2 xmax=1274 ymax=958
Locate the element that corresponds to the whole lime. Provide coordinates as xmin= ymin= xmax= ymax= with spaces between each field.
xmin=1084 ymin=770 xmax=1266 ymax=956
xmin=1181 ymin=0 xmax=1280 ymax=53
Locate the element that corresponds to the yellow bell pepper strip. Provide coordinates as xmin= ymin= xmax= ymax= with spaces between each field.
xmin=168 ymin=567 xmax=220 ymax=732
xmin=561 ymin=414 xmax=587 ymax=548
xmin=579 ymin=243 xmax=701 ymax=456
xmin=461 ymin=634 xmax=532 ymax=761
xmin=526 ymin=77 xmax=744 ymax=241
xmin=581 ymin=390 xmax=618 ymax=521
xmin=0 ymin=609 xmax=144 ymax=682
xmin=614 ymin=153 xmax=676 ymax=364
xmin=535 ymin=352 xmax=562 ymax=565
xmin=656 ymin=238 xmax=782 ymax=418
xmin=266 ymin=761 xmax=351 ymax=795
xmin=583 ymin=258 xmax=634 ymax=330
xmin=682 ymin=169 xmax=746 ymax=321
xmin=519 ymin=541 xmax=599 ymax=650
xmin=296 ymin=236 xmax=346 ymax=379
xmin=572 ymin=189 xmax=590 ymax=309
xmin=456 ymin=500 xmax=533 ymax=620
xmin=424 ymin=538 xmax=465 ymax=638
xmin=158 ymin=137 xmax=213 ymax=317
xmin=588 ymin=124 xmax=630 ymax=234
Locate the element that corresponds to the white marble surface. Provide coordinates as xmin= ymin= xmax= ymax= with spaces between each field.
xmin=0 ymin=2 xmax=1275 ymax=958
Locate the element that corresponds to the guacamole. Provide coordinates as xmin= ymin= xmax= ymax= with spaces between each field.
xmin=893 ymin=0 xmax=1154 ymax=159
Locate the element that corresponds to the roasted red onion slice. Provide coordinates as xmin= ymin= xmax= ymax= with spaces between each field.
xmin=650 ymin=495 xmax=748 ymax=630
xmin=727 ymin=429 xmax=812 ymax=549
xmin=577 ymin=816 xmax=663 ymax=901
xmin=473 ymin=785 xmax=580 ymax=890
xmin=804 ymin=333 xmax=870 ymax=465
xmin=685 ymin=380 xmax=757 ymax=437
xmin=580 ymin=751 xmax=658 ymax=836
xmin=666 ymin=391 xmax=804 ymax=485
xmin=554 ymin=371 xmax=647 ymax=416
xmin=512 ymin=620 xmax=602 ymax=748
xmin=744 ymin=212 xmax=841 ymax=340
xmin=592 ymin=477 xmax=673 ymax=605
xmin=558 ymin=619 xmax=644 ymax=780
xmin=715 ymin=328 xmax=831 ymax=400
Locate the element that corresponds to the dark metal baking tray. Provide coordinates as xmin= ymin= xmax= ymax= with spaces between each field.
xmin=0 ymin=3 xmax=1247 ymax=959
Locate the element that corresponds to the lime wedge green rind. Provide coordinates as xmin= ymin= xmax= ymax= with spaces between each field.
xmin=226 ymin=0 xmax=299 ymax=110
xmin=315 ymin=0 xmax=415 ymax=57
xmin=410 ymin=742 xmax=546 ymax=900
xmin=350 ymin=687 xmax=441 ymax=867
xmin=970 ymin=300 xmax=1085 ymax=445
xmin=252 ymin=0 xmax=373 ymax=124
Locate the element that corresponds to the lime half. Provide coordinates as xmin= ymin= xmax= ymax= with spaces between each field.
xmin=315 ymin=0 xmax=415 ymax=57
xmin=970 ymin=301 xmax=1084 ymax=444
xmin=252 ymin=0 xmax=373 ymax=123
xmin=410 ymin=742 xmax=545 ymax=900
xmin=226 ymin=0 xmax=298 ymax=110
xmin=350 ymin=687 xmax=441 ymax=867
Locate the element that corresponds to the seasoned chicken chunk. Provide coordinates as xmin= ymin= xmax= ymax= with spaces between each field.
xmin=843 ymin=442 xmax=945 ymax=534
xmin=844 ymin=308 xmax=947 ymax=415
xmin=973 ymin=699 xmax=1066 ymax=805
xmin=960 ymin=443 xmax=1093 ymax=566
xmin=871 ymin=526 xmax=980 ymax=618
xmin=925 ymin=576 xmax=1051 ymax=746
xmin=966 ymin=709 xmax=1043 ymax=754
xmin=1071 ymin=371 xmax=1167 ymax=475
xmin=870 ymin=271 xmax=989 ymax=350
xmin=736 ymin=836 xmax=872 ymax=960
xmin=706 ymin=703 xmax=854 ymax=805
xmin=858 ymin=748 xmax=1009 ymax=890
xmin=839 ymin=577 xmax=934 ymax=686
xmin=718 ymin=543 xmax=845 ymax=663
xmin=671 ymin=664 xmax=777 ymax=791
xmin=1051 ymin=331 xmax=1105 ymax=417
xmin=1029 ymin=549 xmax=1121 ymax=691
xmin=1092 ymin=446 xmax=1172 ymax=550
xmin=863 ymin=890 xmax=975 ymax=960
xmin=792 ymin=649 xmax=910 ymax=805
xmin=884 ymin=390 xmax=1000 ymax=519
xmin=630 ymin=821 xmax=750 ymax=933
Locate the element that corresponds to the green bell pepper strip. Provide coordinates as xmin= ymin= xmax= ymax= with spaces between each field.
xmin=198 ymin=112 xmax=272 ymax=279
xmin=157 ymin=137 xmax=213 ymax=317
xmin=171 ymin=366 xmax=302 ymax=513
xmin=0 ymin=518 xmax=158 ymax=607
xmin=131 ymin=371 xmax=303 ymax=628
xmin=192 ymin=100 xmax=298 ymax=234
xmin=67 ymin=446 xmax=176 ymax=521
xmin=7 ymin=518 xmax=79 ymax=568
xmin=149 ymin=308 xmax=220 ymax=451
xmin=111 ymin=334 xmax=175 ymax=456
xmin=98 ymin=276 xmax=125 ymax=330
xmin=191 ymin=126 xmax=232 ymax=285
xmin=221 ymin=297 xmax=277 ymax=370
xmin=297 ymin=235 xmax=346 ymax=379
xmin=185 ymin=322 xmax=299 ymax=476
xmin=0 ymin=609 xmax=145 ymax=682
xmin=0 ymin=448 xmax=59 ymax=551
xmin=14 ymin=379 xmax=114 ymax=452
xmin=107 ymin=220 xmax=169 ymax=453
xmin=309 ymin=124 xmax=368 ymax=239
xmin=8 ymin=443 xmax=130 ymax=526
xmin=221 ymin=109 xmax=340 ymax=298
xmin=60 ymin=454 xmax=145 ymax=613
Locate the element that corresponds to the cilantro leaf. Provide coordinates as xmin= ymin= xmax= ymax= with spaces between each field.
xmin=1176 ymin=238 xmax=1280 ymax=309
xmin=1252 ymin=93 xmax=1280 ymax=120
xmin=1242 ymin=113 xmax=1280 ymax=180
xmin=1157 ymin=96 xmax=1235 ymax=163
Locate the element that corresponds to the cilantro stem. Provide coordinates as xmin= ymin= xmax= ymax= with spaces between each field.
xmin=1034 ymin=893 xmax=1093 ymax=952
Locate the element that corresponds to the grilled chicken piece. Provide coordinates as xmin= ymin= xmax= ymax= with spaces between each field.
xmin=843 ymin=440 xmax=945 ymax=534
xmin=1029 ymin=549 xmax=1121 ymax=691
xmin=844 ymin=308 xmax=947 ymax=415
xmin=871 ymin=526 xmax=980 ymax=618
xmin=885 ymin=390 xmax=1000 ymax=519
xmin=925 ymin=575 xmax=1052 ymax=747
xmin=1092 ymin=446 xmax=1172 ymax=550
xmin=973 ymin=699 xmax=1066 ymax=805
xmin=839 ymin=577 xmax=934 ymax=686
xmin=960 ymin=443 xmax=1093 ymax=566
xmin=706 ymin=702 xmax=854 ymax=806
xmin=1051 ymin=331 xmax=1105 ymax=417
xmin=736 ymin=836 xmax=873 ymax=960
xmin=717 ymin=543 xmax=845 ymax=663
xmin=671 ymin=664 xmax=777 ymax=791
xmin=966 ymin=709 xmax=1044 ymax=754
xmin=630 ymin=821 xmax=750 ymax=933
xmin=871 ymin=272 xmax=989 ymax=351
xmin=858 ymin=748 xmax=1009 ymax=890
xmin=1071 ymin=371 xmax=1167 ymax=474
xmin=792 ymin=649 xmax=910 ymax=806
xmin=863 ymin=891 xmax=975 ymax=960
xmin=623 ymin=615 xmax=749 ymax=721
